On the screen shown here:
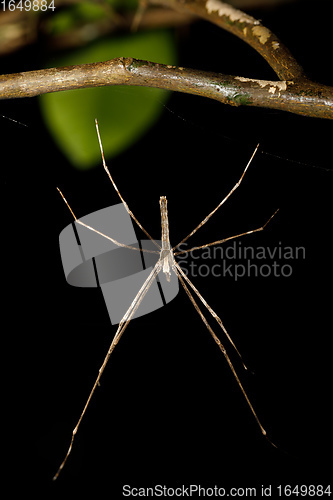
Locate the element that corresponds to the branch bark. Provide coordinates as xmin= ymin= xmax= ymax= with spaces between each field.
xmin=149 ymin=0 xmax=305 ymax=81
xmin=1 ymin=57 xmax=331 ymax=119
xmin=0 ymin=0 xmax=332 ymax=119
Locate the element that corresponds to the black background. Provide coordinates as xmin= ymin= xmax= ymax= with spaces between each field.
xmin=2 ymin=0 xmax=332 ymax=496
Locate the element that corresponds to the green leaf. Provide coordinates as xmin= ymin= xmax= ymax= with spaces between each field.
xmin=40 ymin=30 xmax=176 ymax=169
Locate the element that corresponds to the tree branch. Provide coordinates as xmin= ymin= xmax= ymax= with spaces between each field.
xmin=1 ymin=57 xmax=332 ymax=119
xmin=0 ymin=0 xmax=332 ymax=119
xmin=149 ymin=0 xmax=305 ymax=80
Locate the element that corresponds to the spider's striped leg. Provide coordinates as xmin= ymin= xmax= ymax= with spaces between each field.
xmin=53 ymin=260 xmax=162 ymax=480
xmin=95 ymin=119 xmax=160 ymax=250
xmin=173 ymin=144 xmax=259 ymax=250
xmin=173 ymin=264 xmax=277 ymax=448
xmin=174 ymin=209 xmax=279 ymax=256
xmin=174 ymin=261 xmax=248 ymax=370
xmin=57 ymin=187 xmax=160 ymax=255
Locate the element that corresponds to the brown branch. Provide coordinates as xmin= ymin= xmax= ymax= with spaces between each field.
xmin=149 ymin=0 xmax=305 ymax=81
xmin=0 ymin=57 xmax=332 ymax=119
xmin=0 ymin=0 xmax=332 ymax=119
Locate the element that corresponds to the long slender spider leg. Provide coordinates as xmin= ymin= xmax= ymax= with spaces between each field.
xmin=95 ymin=119 xmax=161 ymax=250
xmin=57 ymin=187 xmax=159 ymax=254
xmin=57 ymin=187 xmax=77 ymax=220
xmin=53 ymin=260 xmax=162 ymax=481
xmin=173 ymin=265 xmax=277 ymax=448
xmin=173 ymin=144 xmax=260 ymax=250
xmin=76 ymin=220 xmax=159 ymax=254
xmin=174 ymin=209 xmax=278 ymax=256
xmin=174 ymin=261 xmax=248 ymax=370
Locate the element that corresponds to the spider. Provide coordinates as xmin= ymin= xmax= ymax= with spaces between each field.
xmin=53 ymin=120 xmax=278 ymax=480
